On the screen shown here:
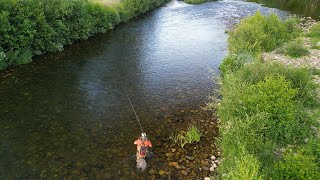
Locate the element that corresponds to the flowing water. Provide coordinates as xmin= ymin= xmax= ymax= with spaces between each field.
xmin=0 ymin=0 xmax=291 ymax=179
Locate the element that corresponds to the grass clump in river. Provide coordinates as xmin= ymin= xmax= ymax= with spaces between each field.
xmin=170 ymin=126 xmax=202 ymax=149
xmin=211 ymin=12 xmax=320 ymax=179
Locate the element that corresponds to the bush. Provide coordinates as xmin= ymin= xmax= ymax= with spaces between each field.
xmin=228 ymin=12 xmax=300 ymax=54
xmin=279 ymin=40 xmax=310 ymax=58
xmin=214 ymin=11 xmax=319 ymax=180
xmin=219 ymin=52 xmax=256 ymax=75
xmin=0 ymin=0 xmax=169 ymax=71
xmin=273 ymin=141 xmax=320 ymax=180
xmin=0 ymin=50 xmax=7 ymax=70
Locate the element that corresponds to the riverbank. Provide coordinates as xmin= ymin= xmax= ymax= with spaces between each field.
xmin=211 ymin=13 xmax=320 ymax=179
xmin=184 ymin=0 xmax=216 ymax=4
xmin=247 ymin=0 xmax=320 ymax=20
xmin=0 ymin=0 xmax=169 ymax=71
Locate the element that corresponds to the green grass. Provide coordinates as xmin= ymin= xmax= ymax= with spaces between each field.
xmin=310 ymin=38 xmax=320 ymax=49
xmin=211 ymin=12 xmax=320 ymax=179
xmin=279 ymin=40 xmax=310 ymax=58
xmin=307 ymin=23 xmax=320 ymax=39
xmin=228 ymin=12 xmax=300 ymax=54
xmin=170 ymin=126 xmax=202 ymax=149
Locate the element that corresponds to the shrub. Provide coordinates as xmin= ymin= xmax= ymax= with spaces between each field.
xmin=219 ymin=52 xmax=256 ymax=75
xmin=273 ymin=143 xmax=320 ymax=180
xmin=228 ymin=12 xmax=300 ymax=54
xmin=307 ymin=23 xmax=320 ymax=39
xmin=279 ymin=40 xmax=310 ymax=58
xmin=0 ymin=0 xmax=169 ymax=71
xmin=0 ymin=50 xmax=7 ymax=70
xmin=215 ymin=11 xmax=319 ymax=180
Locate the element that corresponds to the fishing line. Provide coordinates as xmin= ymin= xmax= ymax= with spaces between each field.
xmin=124 ymin=88 xmax=144 ymax=133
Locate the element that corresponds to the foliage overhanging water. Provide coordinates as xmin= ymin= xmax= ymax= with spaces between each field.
xmin=0 ymin=0 xmax=292 ymax=178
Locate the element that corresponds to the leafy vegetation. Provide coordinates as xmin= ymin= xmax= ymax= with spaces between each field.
xmin=211 ymin=12 xmax=320 ymax=179
xmin=0 ymin=0 xmax=169 ymax=71
xmin=170 ymin=126 xmax=202 ymax=149
xmin=184 ymin=0 xmax=214 ymax=4
xmin=228 ymin=12 xmax=300 ymax=54
xmin=279 ymin=40 xmax=310 ymax=58
xmin=246 ymin=0 xmax=320 ymax=20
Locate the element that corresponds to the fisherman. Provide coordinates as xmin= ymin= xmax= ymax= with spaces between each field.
xmin=134 ymin=133 xmax=152 ymax=161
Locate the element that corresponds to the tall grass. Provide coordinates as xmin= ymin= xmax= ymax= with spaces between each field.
xmin=0 ymin=0 xmax=169 ymax=71
xmin=212 ymin=12 xmax=320 ymax=179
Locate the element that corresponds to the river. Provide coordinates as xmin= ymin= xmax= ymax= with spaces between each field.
xmin=0 ymin=0 xmax=291 ymax=179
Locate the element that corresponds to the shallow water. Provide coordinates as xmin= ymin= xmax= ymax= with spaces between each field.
xmin=0 ymin=0 xmax=289 ymax=179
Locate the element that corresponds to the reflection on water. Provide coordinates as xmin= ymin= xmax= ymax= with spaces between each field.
xmin=0 ymin=0 xmax=289 ymax=178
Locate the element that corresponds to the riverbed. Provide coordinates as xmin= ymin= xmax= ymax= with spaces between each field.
xmin=0 ymin=0 xmax=290 ymax=179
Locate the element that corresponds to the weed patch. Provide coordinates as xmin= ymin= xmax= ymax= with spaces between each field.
xmin=279 ymin=40 xmax=310 ymax=58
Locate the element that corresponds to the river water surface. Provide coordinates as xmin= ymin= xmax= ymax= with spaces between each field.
xmin=1 ymin=0 xmax=290 ymax=179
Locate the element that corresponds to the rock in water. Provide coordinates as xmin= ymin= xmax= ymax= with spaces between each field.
xmin=185 ymin=156 xmax=194 ymax=161
xmin=169 ymin=162 xmax=178 ymax=167
xmin=159 ymin=170 xmax=166 ymax=176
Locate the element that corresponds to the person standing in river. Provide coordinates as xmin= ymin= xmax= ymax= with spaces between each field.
xmin=134 ymin=133 xmax=152 ymax=171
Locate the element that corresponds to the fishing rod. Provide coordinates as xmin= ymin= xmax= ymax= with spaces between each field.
xmin=124 ymin=88 xmax=145 ymax=133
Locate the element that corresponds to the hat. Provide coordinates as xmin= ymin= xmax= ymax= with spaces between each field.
xmin=141 ymin=133 xmax=147 ymax=140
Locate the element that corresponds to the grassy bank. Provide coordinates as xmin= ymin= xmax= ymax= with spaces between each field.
xmin=210 ymin=12 xmax=320 ymax=179
xmin=0 ymin=0 xmax=169 ymax=71
xmin=247 ymin=0 xmax=320 ymax=20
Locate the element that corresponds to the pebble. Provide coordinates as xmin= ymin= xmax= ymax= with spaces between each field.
xmin=181 ymin=169 xmax=190 ymax=176
xmin=204 ymin=177 xmax=211 ymax=180
xmin=201 ymin=160 xmax=209 ymax=166
xmin=210 ymin=156 xmax=216 ymax=160
xmin=212 ymin=163 xmax=217 ymax=168
xmin=159 ymin=170 xmax=166 ymax=176
xmin=149 ymin=169 xmax=156 ymax=174
xmin=166 ymin=153 xmax=173 ymax=158
xmin=203 ymin=167 xmax=210 ymax=171
xmin=169 ymin=162 xmax=178 ymax=167
xmin=210 ymin=166 xmax=215 ymax=172
xmin=185 ymin=156 xmax=194 ymax=161
xmin=175 ymin=165 xmax=187 ymax=170
xmin=214 ymin=160 xmax=220 ymax=164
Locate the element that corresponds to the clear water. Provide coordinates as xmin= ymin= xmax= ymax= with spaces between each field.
xmin=0 ymin=0 xmax=289 ymax=179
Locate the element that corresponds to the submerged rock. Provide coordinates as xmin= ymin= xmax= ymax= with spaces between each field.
xmin=159 ymin=170 xmax=166 ymax=176
xmin=181 ymin=169 xmax=190 ymax=176
xmin=175 ymin=165 xmax=187 ymax=170
xmin=169 ymin=162 xmax=178 ymax=167
xmin=185 ymin=156 xmax=194 ymax=161
xmin=166 ymin=153 xmax=174 ymax=158
xmin=149 ymin=169 xmax=156 ymax=174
